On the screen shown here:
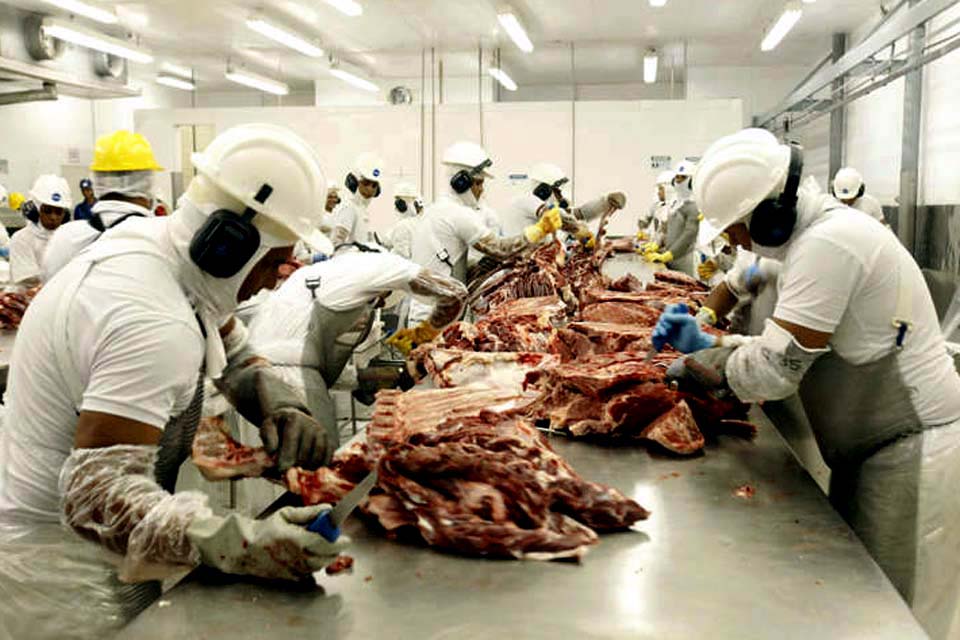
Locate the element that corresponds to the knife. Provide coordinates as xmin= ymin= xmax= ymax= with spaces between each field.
xmin=306 ymin=470 xmax=378 ymax=542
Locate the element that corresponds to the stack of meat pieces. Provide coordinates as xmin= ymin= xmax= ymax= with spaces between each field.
xmin=0 ymin=288 xmax=40 ymax=329
xmin=191 ymin=387 xmax=649 ymax=561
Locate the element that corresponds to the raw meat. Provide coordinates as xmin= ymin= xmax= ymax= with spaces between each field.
xmin=580 ymin=302 xmax=662 ymax=326
xmin=414 ymin=349 xmax=560 ymax=389
xmin=608 ymin=273 xmax=645 ymax=293
xmin=191 ymin=416 xmax=275 ymax=480
xmin=653 ymin=269 xmax=710 ymax=292
xmin=0 ymin=288 xmax=40 ymax=329
xmin=324 ymin=554 xmax=355 ymax=575
xmin=637 ymin=400 xmax=704 ymax=455
xmin=555 ymin=322 xmax=654 ymax=356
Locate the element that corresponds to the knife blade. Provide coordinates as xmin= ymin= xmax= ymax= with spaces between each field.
xmin=306 ymin=470 xmax=378 ymax=540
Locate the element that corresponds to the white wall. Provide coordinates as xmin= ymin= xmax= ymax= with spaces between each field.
xmin=136 ymin=98 xmax=742 ymax=239
xmin=687 ymin=65 xmax=812 ymax=127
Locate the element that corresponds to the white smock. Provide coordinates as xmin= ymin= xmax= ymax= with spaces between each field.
xmin=848 ymin=192 xmax=886 ymax=225
xmin=384 ymin=215 xmax=420 ymax=260
xmin=330 ymin=191 xmax=372 ymax=245
xmin=8 ymin=223 xmax=51 ymax=286
xmin=42 ymin=200 xmax=152 ymax=281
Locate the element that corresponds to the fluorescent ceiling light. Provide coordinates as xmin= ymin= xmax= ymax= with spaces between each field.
xmin=643 ymin=51 xmax=658 ymax=84
xmin=761 ymin=2 xmax=803 ymax=52
xmin=160 ymin=62 xmax=193 ymax=78
xmin=329 ymin=67 xmax=379 ymax=92
xmin=488 ymin=67 xmax=517 ymax=91
xmin=44 ymin=0 xmax=117 ymax=24
xmin=246 ymin=17 xmax=324 ymax=58
xmin=42 ymin=18 xmax=153 ymax=63
xmin=156 ymin=74 xmax=195 ymax=91
xmin=225 ymin=66 xmax=289 ymax=95
xmin=649 ymin=0 xmax=668 ymax=6
xmin=497 ymin=11 xmax=534 ymax=53
xmin=801 ymin=0 xmax=815 ymax=3
xmin=324 ymin=0 xmax=363 ymax=17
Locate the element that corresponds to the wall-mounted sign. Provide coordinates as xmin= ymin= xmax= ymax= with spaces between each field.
xmin=650 ymin=155 xmax=671 ymax=170
xmin=508 ymin=173 xmax=529 ymax=183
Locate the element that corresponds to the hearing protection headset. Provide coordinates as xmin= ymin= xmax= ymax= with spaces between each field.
xmin=21 ymin=201 xmax=39 ymax=225
xmin=394 ymin=197 xmax=408 ymax=214
xmin=832 ymin=182 xmax=865 ymax=200
xmin=189 ymin=183 xmax=272 ymax=279
xmin=532 ymin=177 xmax=570 ymax=202
xmin=345 ymin=172 xmax=382 ymax=198
xmin=747 ymin=143 xmax=804 ymax=248
xmin=450 ymin=159 xmax=493 ymax=194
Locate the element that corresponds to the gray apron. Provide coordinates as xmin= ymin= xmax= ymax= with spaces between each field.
xmin=154 ymin=362 xmax=205 ymax=492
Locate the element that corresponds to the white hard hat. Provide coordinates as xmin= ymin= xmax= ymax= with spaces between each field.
xmin=529 ymin=163 xmax=567 ymax=187
xmin=0 ymin=185 xmax=7 ymax=209
xmin=393 ymin=181 xmax=421 ymax=199
xmin=191 ymin=123 xmax=329 ymax=251
xmin=442 ymin=141 xmax=495 ymax=178
xmin=656 ymin=171 xmax=675 ymax=186
xmin=694 ymin=128 xmax=792 ymax=245
xmin=674 ymin=161 xmax=697 ymax=177
xmin=833 ymin=167 xmax=864 ymax=199
xmin=354 ymin=152 xmax=385 ymax=183
xmin=30 ymin=174 xmax=72 ymax=209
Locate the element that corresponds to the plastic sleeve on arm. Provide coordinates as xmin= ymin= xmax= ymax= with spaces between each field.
xmin=410 ymin=268 xmax=468 ymax=328
xmin=725 ymin=319 xmax=830 ymax=403
xmin=472 ymin=231 xmax=530 ymax=261
xmin=572 ymin=196 xmax=608 ymax=222
xmin=59 ymin=445 xmax=211 ymax=583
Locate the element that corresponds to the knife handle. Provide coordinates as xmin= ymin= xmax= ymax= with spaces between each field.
xmin=306 ymin=509 xmax=341 ymax=542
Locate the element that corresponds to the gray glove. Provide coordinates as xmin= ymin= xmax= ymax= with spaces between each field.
xmin=607 ymin=192 xmax=627 ymax=210
xmin=186 ymin=505 xmax=346 ymax=582
xmin=261 ymin=407 xmax=332 ymax=471
xmin=666 ymin=346 xmax=736 ymax=392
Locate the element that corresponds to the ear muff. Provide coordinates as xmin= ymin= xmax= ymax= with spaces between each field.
xmin=373 ymin=182 xmax=381 ymax=198
xmin=450 ymin=158 xmax=493 ymax=195
xmin=395 ymin=197 xmax=408 ymax=214
xmin=189 ymin=184 xmax=272 ymax=279
xmin=345 ymin=173 xmax=359 ymax=194
xmin=22 ymin=201 xmax=38 ymax=224
xmin=533 ymin=182 xmax=552 ymax=202
xmin=748 ymin=144 xmax=803 ymax=249
xmin=857 ymin=183 xmax=865 ymax=199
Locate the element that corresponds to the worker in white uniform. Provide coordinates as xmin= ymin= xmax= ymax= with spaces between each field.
xmin=8 ymin=174 xmax=71 ymax=287
xmin=0 ymin=186 xmax=11 ymax=258
xmin=637 ymin=170 xmax=674 ymax=247
xmin=500 ymin=162 xmax=626 ymax=244
xmin=651 ymin=128 xmax=960 ymax=640
xmin=833 ymin=167 xmax=887 ymax=226
xmin=246 ymin=247 xmax=465 ymax=419
xmin=382 ymin=181 xmax=423 ymax=259
xmin=407 ymin=141 xmax=564 ymax=329
xmin=329 ymin=152 xmax=384 ymax=247
xmin=43 ymin=130 xmax=162 ymax=281
xmin=0 ymin=124 xmax=343 ymax=639
xmin=645 ymin=161 xmax=699 ymax=275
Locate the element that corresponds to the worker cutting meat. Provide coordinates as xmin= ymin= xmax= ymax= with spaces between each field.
xmin=643 ymin=161 xmax=699 ymax=275
xmin=382 ymin=181 xmax=423 ymax=259
xmin=636 ymin=170 xmax=674 ymax=247
xmin=243 ymin=246 xmax=465 ymax=421
xmin=499 ymin=161 xmax=626 ymax=246
xmin=43 ymin=130 xmax=163 ymax=280
xmin=651 ymin=128 xmax=960 ymax=640
xmin=8 ymin=174 xmax=71 ymax=287
xmin=329 ymin=152 xmax=384 ymax=247
xmin=407 ymin=141 xmax=566 ymax=325
xmin=0 ymin=124 xmax=343 ymax=638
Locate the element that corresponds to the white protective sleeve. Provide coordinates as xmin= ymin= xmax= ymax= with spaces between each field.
xmin=59 ymin=445 xmax=211 ymax=583
xmin=726 ymin=319 xmax=830 ymax=403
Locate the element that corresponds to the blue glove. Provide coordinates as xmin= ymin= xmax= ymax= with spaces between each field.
xmin=651 ymin=303 xmax=718 ymax=354
xmin=0 ymin=247 xmax=8 ymax=259
xmin=312 ymin=252 xmax=329 ymax=264
xmin=744 ymin=262 xmax=763 ymax=293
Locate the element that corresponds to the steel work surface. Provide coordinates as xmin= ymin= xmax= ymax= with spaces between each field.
xmin=119 ymin=409 xmax=925 ymax=640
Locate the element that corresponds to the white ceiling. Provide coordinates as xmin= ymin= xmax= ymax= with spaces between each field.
xmin=3 ymin=0 xmax=889 ymax=91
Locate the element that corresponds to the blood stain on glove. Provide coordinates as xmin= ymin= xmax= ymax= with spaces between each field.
xmin=325 ymin=554 xmax=355 ymax=576
xmin=733 ymin=484 xmax=756 ymax=499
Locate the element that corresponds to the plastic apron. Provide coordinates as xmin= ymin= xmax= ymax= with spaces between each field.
xmin=796 ymin=265 xmax=960 ymax=640
xmin=0 ymin=250 xmax=205 ymax=639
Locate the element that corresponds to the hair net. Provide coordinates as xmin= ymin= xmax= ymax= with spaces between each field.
xmin=93 ymin=170 xmax=156 ymax=201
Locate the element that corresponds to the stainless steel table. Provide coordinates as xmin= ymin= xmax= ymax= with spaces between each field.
xmin=118 ymin=409 xmax=926 ymax=639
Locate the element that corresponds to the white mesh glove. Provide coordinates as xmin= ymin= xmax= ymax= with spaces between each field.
xmin=186 ymin=505 xmax=347 ymax=582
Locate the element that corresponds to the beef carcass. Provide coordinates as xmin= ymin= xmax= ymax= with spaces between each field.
xmin=470 ymin=242 xmax=570 ymax=313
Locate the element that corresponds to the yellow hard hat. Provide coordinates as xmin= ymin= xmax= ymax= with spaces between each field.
xmin=8 ymin=192 xmax=25 ymax=211
xmin=90 ymin=130 xmax=164 ymax=172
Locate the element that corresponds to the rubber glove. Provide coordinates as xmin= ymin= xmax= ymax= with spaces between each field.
xmin=0 ymin=247 xmax=8 ymax=259
xmin=636 ymin=230 xmax=648 ymax=242
xmin=636 ymin=241 xmax=660 ymax=256
xmin=646 ymin=250 xmax=674 ymax=264
xmin=187 ymin=505 xmax=347 ymax=582
xmin=387 ymin=321 xmax=440 ymax=355
xmin=697 ymin=259 xmax=718 ymax=281
xmin=696 ymin=306 xmax=718 ymax=327
xmin=575 ymin=226 xmax=596 ymax=250
xmin=312 ymin=252 xmax=329 ymax=264
xmin=651 ymin=303 xmax=717 ymax=353
xmin=524 ymin=206 xmax=564 ymax=243
xmin=607 ymin=192 xmax=627 ymax=210
xmin=666 ymin=347 xmax=736 ymax=392
xmin=260 ymin=408 xmax=332 ymax=472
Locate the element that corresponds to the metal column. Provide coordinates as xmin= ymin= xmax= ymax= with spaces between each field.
xmin=828 ymin=34 xmax=847 ymax=181
xmin=899 ymin=0 xmax=925 ymax=254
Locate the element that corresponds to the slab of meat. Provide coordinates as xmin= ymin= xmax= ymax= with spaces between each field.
xmin=555 ymin=322 xmax=654 ymax=357
xmin=414 ymin=349 xmax=560 ymax=389
xmin=608 ymin=273 xmax=645 ymax=293
xmin=580 ymin=288 xmax=698 ymax=308
xmin=637 ymin=400 xmax=704 ymax=455
xmin=435 ymin=314 xmax=558 ymax=354
xmin=653 ymin=269 xmax=709 ymax=292
xmin=485 ymin=295 xmax=568 ymax=322
xmin=580 ymin=301 xmax=662 ymax=326
xmin=470 ymin=242 xmax=570 ymax=313
xmin=191 ymin=416 xmax=276 ymax=480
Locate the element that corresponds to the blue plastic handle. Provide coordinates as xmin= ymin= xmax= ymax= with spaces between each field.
xmin=0 ymin=247 xmax=8 ymax=259
xmin=306 ymin=509 xmax=341 ymax=542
